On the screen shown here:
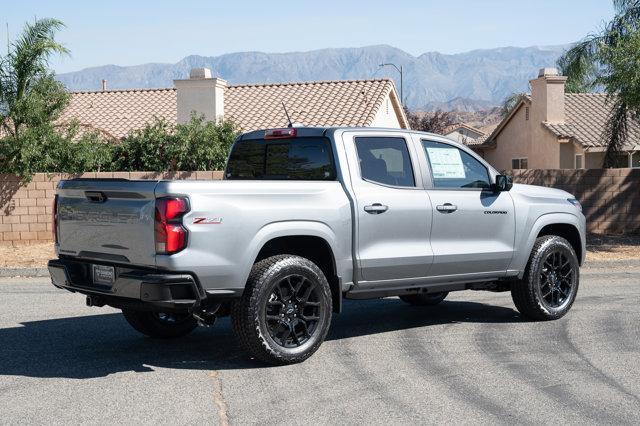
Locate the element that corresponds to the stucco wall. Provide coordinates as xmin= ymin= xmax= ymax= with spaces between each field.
xmin=559 ymin=142 xmax=577 ymax=169
xmin=482 ymin=105 xmax=532 ymax=170
xmin=371 ymin=95 xmax=402 ymax=128
xmin=445 ymin=128 xmax=483 ymax=145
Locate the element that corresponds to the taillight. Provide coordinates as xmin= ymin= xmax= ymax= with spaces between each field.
xmin=264 ymin=128 xmax=297 ymax=139
xmin=52 ymin=195 xmax=59 ymax=243
xmin=155 ymin=197 xmax=189 ymax=255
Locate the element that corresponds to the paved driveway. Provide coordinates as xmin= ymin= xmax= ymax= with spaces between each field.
xmin=1 ymin=264 xmax=639 ymax=424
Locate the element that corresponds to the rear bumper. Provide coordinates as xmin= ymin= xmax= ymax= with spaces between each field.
xmin=48 ymin=258 xmax=205 ymax=312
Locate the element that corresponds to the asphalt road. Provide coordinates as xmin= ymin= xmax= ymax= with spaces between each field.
xmin=1 ymin=265 xmax=639 ymax=425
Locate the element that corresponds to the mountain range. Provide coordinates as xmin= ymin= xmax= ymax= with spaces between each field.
xmin=57 ymin=44 xmax=569 ymax=111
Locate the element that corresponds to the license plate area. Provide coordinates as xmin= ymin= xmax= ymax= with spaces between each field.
xmin=92 ymin=264 xmax=115 ymax=287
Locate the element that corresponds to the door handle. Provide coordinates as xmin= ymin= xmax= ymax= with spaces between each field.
xmin=436 ymin=203 xmax=457 ymax=213
xmin=364 ymin=203 xmax=388 ymax=214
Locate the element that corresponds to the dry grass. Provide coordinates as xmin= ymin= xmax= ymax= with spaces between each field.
xmin=586 ymin=234 xmax=640 ymax=261
xmin=0 ymin=243 xmax=55 ymax=268
xmin=0 ymin=234 xmax=638 ymax=268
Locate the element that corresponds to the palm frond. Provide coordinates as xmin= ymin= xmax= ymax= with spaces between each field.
xmin=613 ymin=0 xmax=640 ymax=18
xmin=500 ymin=92 xmax=526 ymax=117
xmin=603 ymin=99 xmax=629 ymax=167
xmin=9 ymin=19 xmax=68 ymax=100
xmin=556 ymin=35 xmax=603 ymax=93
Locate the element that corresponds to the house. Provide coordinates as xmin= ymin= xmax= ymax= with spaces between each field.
xmin=444 ymin=123 xmax=486 ymax=145
xmin=472 ymin=67 xmax=640 ymax=170
xmin=58 ymin=68 xmax=408 ymax=140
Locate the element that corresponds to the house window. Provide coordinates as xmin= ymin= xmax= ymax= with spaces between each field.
xmin=632 ymin=152 xmax=640 ymax=168
xmin=611 ymin=152 xmax=631 ymax=168
xmin=511 ymin=158 xmax=528 ymax=169
xmin=525 ymin=107 xmax=530 ymax=121
xmin=575 ymin=154 xmax=584 ymax=169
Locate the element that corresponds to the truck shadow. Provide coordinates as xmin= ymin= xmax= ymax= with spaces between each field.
xmin=0 ymin=298 xmax=520 ymax=379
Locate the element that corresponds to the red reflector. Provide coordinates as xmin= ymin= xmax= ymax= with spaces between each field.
xmin=265 ymin=128 xmax=297 ymax=139
xmin=165 ymin=225 xmax=187 ymax=254
xmin=52 ymin=195 xmax=59 ymax=243
xmin=155 ymin=197 xmax=189 ymax=255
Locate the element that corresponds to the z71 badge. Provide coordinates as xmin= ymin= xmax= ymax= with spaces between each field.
xmin=193 ymin=217 xmax=223 ymax=224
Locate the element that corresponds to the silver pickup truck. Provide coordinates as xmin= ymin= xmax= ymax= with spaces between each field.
xmin=49 ymin=127 xmax=586 ymax=364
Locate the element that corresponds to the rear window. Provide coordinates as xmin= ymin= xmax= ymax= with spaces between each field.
xmin=225 ymin=137 xmax=336 ymax=180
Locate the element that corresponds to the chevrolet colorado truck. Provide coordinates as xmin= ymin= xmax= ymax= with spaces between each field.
xmin=49 ymin=127 xmax=586 ymax=364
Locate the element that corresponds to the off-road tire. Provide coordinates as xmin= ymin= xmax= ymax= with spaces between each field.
xmin=231 ymin=255 xmax=333 ymax=365
xmin=122 ymin=309 xmax=198 ymax=338
xmin=399 ymin=292 xmax=448 ymax=306
xmin=511 ymin=235 xmax=580 ymax=321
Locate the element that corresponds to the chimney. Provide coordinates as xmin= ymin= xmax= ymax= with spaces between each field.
xmin=174 ymin=67 xmax=227 ymax=123
xmin=101 ymin=79 xmax=107 ymax=91
xmin=529 ymin=67 xmax=567 ymax=123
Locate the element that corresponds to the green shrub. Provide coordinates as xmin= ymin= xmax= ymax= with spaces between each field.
xmin=0 ymin=121 xmax=116 ymax=178
xmin=113 ymin=115 xmax=238 ymax=172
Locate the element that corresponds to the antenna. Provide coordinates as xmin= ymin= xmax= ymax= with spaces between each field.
xmin=281 ymin=101 xmax=293 ymax=128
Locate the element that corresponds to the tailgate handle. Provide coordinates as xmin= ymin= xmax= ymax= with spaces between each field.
xmin=85 ymin=191 xmax=108 ymax=203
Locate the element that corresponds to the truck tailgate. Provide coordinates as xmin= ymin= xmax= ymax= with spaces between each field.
xmin=56 ymin=179 xmax=158 ymax=267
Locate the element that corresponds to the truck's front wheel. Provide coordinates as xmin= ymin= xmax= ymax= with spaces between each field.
xmin=122 ymin=309 xmax=198 ymax=338
xmin=231 ymin=255 xmax=333 ymax=365
xmin=511 ymin=235 xmax=579 ymax=321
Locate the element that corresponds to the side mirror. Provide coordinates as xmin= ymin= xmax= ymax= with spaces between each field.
xmin=494 ymin=175 xmax=513 ymax=192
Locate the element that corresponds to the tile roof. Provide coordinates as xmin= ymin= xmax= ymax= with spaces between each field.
xmin=465 ymin=134 xmax=489 ymax=146
xmin=443 ymin=123 xmax=485 ymax=137
xmin=226 ymin=79 xmax=401 ymax=130
xmin=478 ymin=92 xmax=640 ymax=151
xmin=59 ymin=88 xmax=177 ymax=140
xmin=542 ymin=93 xmax=640 ymax=149
xmin=60 ymin=79 xmax=404 ymax=139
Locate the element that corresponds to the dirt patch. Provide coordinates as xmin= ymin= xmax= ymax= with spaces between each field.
xmin=586 ymin=234 xmax=640 ymax=261
xmin=0 ymin=243 xmax=55 ymax=268
xmin=0 ymin=234 xmax=639 ymax=269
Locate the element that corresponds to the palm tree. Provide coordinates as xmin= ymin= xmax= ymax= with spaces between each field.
xmin=557 ymin=0 xmax=640 ymax=167
xmin=500 ymin=92 xmax=527 ymax=118
xmin=0 ymin=18 xmax=69 ymax=139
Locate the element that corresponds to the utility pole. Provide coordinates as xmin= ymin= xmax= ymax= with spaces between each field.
xmin=379 ymin=63 xmax=403 ymax=106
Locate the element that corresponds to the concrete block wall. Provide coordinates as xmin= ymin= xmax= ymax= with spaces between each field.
xmin=1 ymin=168 xmax=638 ymax=245
xmin=0 ymin=171 xmax=223 ymax=246
xmin=509 ymin=168 xmax=640 ymax=234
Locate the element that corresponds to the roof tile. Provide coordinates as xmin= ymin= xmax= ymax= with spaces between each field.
xmin=60 ymin=79 xmax=399 ymax=139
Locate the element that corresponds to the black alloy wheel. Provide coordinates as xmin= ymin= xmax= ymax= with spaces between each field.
xmin=537 ymin=250 xmax=575 ymax=310
xmin=265 ymin=274 xmax=324 ymax=348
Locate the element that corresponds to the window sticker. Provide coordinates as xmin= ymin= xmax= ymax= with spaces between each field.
xmin=426 ymin=147 xmax=466 ymax=179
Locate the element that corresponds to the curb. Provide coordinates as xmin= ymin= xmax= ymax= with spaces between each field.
xmin=582 ymin=258 xmax=640 ymax=272
xmin=0 ymin=258 xmax=639 ymax=278
xmin=0 ymin=267 xmax=49 ymax=278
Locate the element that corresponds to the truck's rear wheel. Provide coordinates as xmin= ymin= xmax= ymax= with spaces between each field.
xmin=511 ymin=235 xmax=579 ymax=321
xmin=231 ymin=255 xmax=332 ymax=365
xmin=399 ymin=292 xmax=448 ymax=306
xmin=122 ymin=309 xmax=198 ymax=338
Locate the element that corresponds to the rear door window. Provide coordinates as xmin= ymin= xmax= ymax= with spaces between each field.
xmin=225 ymin=137 xmax=336 ymax=180
xmin=355 ymin=137 xmax=415 ymax=187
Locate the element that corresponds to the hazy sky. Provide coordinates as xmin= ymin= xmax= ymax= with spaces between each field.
xmin=3 ymin=0 xmax=615 ymax=73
